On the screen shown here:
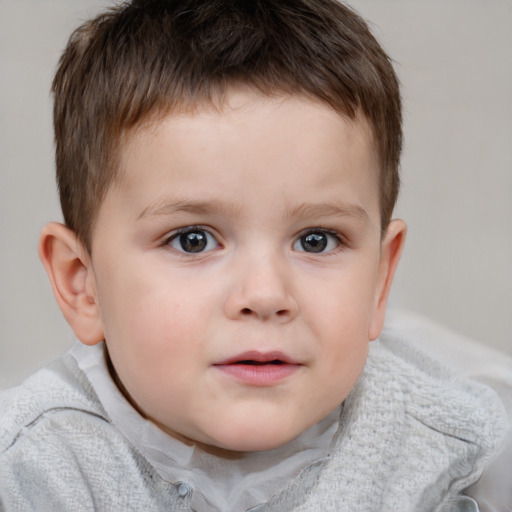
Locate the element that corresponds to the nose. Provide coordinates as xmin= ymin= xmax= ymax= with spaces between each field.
xmin=224 ymin=253 xmax=299 ymax=323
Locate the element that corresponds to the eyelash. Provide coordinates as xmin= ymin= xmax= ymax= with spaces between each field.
xmin=162 ymin=225 xmax=345 ymax=256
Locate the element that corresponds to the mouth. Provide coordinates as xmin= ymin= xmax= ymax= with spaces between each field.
xmin=216 ymin=350 xmax=299 ymax=365
xmin=213 ymin=351 xmax=302 ymax=386
xmin=236 ymin=359 xmax=286 ymax=366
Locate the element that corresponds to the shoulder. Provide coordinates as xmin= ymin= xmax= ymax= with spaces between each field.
xmin=371 ymin=333 xmax=508 ymax=449
xmin=379 ymin=310 xmax=512 ymax=511
xmin=311 ymin=330 xmax=508 ymax=511
xmin=0 ymin=355 xmax=109 ymax=509
xmin=0 ymin=354 xmax=175 ymax=511
xmin=377 ymin=311 xmax=510 ymax=454
xmin=370 ymin=335 xmax=508 ymax=449
xmin=0 ymin=353 xmax=107 ymax=451
xmin=367 ymin=324 xmax=509 ymax=510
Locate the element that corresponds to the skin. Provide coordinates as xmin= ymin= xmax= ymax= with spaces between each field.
xmin=40 ymin=89 xmax=406 ymax=455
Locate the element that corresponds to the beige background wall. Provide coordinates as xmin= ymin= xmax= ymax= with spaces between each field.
xmin=1 ymin=0 xmax=511 ymax=389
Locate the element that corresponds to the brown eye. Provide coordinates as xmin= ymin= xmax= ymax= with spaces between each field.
xmin=301 ymin=233 xmax=327 ymax=252
xmin=169 ymin=229 xmax=219 ymax=253
xmin=293 ymin=230 xmax=341 ymax=253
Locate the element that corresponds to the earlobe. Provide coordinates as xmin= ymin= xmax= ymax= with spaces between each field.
xmin=368 ymin=219 xmax=407 ymax=341
xmin=38 ymin=223 xmax=104 ymax=346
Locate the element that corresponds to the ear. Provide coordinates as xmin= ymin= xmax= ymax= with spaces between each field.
xmin=38 ymin=222 xmax=104 ymax=346
xmin=368 ymin=219 xmax=407 ymax=341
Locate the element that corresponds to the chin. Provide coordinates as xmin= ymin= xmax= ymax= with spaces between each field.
xmin=211 ymin=424 xmax=301 ymax=453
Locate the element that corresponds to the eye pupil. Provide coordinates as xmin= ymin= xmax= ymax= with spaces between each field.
xmin=301 ymin=233 xmax=328 ymax=253
xmin=180 ymin=231 xmax=207 ymax=253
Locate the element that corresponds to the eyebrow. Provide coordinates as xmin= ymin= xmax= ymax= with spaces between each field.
xmin=138 ymin=198 xmax=370 ymax=224
xmin=137 ymin=198 xmax=242 ymax=220
xmin=287 ymin=202 xmax=370 ymax=224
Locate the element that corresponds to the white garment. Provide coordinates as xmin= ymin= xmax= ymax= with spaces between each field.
xmin=383 ymin=310 xmax=512 ymax=512
xmin=0 ymin=333 xmax=508 ymax=511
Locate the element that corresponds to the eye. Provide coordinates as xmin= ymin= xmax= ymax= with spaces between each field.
xmin=293 ymin=230 xmax=341 ymax=253
xmin=168 ymin=228 xmax=219 ymax=253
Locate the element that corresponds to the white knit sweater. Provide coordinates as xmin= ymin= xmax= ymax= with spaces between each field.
xmin=0 ymin=337 xmax=508 ymax=512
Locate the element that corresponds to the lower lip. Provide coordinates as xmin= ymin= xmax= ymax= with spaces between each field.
xmin=214 ymin=363 xmax=301 ymax=386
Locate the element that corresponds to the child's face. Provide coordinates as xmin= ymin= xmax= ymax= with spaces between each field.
xmin=84 ymin=89 xmax=403 ymax=453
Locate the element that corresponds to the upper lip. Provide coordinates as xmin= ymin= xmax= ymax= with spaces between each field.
xmin=214 ymin=350 xmax=301 ymax=366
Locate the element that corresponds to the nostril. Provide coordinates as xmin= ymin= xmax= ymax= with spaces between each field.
xmin=240 ymin=308 xmax=288 ymax=317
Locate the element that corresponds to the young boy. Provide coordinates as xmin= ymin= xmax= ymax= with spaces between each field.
xmin=0 ymin=1 xmax=508 ymax=511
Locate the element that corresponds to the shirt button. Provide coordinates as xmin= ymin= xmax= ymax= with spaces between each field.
xmin=177 ymin=482 xmax=191 ymax=498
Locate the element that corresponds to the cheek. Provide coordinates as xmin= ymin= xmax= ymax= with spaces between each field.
xmin=315 ymin=316 xmax=369 ymax=412
xmin=99 ymin=286 xmax=209 ymax=417
xmin=95 ymin=265 xmax=216 ymax=383
xmin=304 ymin=259 xmax=378 ymax=333
xmin=301 ymin=260 xmax=376 ymax=386
xmin=98 ymin=258 xmax=210 ymax=336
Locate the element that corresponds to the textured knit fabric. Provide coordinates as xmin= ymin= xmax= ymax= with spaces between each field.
xmin=0 ymin=338 xmax=508 ymax=512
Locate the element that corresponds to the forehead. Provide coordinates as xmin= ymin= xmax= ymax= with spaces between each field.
xmin=109 ymin=90 xmax=380 ymax=223
xmin=123 ymin=88 xmax=377 ymax=161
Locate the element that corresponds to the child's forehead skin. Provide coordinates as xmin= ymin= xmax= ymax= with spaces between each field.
xmin=111 ymin=90 xmax=381 ymax=232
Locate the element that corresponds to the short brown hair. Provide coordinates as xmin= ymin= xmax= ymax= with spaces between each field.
xmin=52 ymin=0 xmax=402 ymax=250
